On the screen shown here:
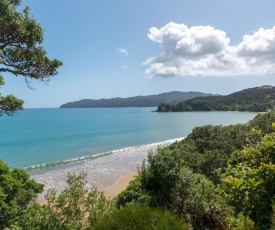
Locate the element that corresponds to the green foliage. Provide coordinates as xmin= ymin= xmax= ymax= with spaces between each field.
xmin=116 ymin=175 xmax=150 ymax=208
xmin=118 ymin=113 xmax=275 ymax=228
xmin=92 ymin=205 xmax=188 ymax=230
xmin=158 ymin=124 xmax=249 ymax=184
xmin=173 ymin=167 xmax=236 ymax=229
xmin=157 ymin=85 xmax=275 ymax=112
xmin=157 ymin=103 xmax=174 ymax=112
xmin=249 ymin=111 xmax=275 ymax=134
xmin=179 ymin=168 xmax=255 ymax=229
xmin=139 ymin=156 xmax=237 ymax=229
xmin=7 ymin=202 xmax=62 ymax=230
xmin=45 ymin=172 xmax=114 ymax=229
xmin=139 ymin=148 xmax=185 ymax=209
xmin=11 ymin=172 xmax=115 ymax=230
xmin=4 ymin=110 xmax=275 ymax=229
xmin=0 ymin=0 xmax=62 ymax=115
xmin=0 ymin=75 xmax=23 ymax=116
xmin=0 ymin=1 xmax=62 ymax=227
xmin=0 ymin=0 xmax=62 ymax=79
xmin=222 ymin=128 xmax=275 ymax=229
xmin=0 ymin=160 xmax=43 ymax=229
xmin=119 ymin=143 xmax=242 ymax=229
xmin=117 ymin=112 xmax=275 ymax=228
xmin=167 ymin=113 xmax=275 ymax=183
xmin=226 ymin=212 xmax=256 ymax=230
xmin=188 ymin=124 xmax=248 ymax=155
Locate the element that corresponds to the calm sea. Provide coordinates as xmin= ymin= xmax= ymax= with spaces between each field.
xmin=0 ymin=108 xmax=256 ymax=170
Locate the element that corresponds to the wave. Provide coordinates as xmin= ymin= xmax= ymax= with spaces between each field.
xmin=24 ymin=151 xmax=113 ymax=171
xmin=25 ymin=137 xmax=185 ymax=172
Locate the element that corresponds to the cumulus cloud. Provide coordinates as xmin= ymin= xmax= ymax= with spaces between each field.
xmin=144 ymin=22 xmax=275 ymax=77
xmin=116 ymin=48 xmax=128 ymax=56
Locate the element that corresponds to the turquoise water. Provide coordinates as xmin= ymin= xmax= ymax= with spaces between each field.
xmin=0 ymin=108 xmax=256 ymax=169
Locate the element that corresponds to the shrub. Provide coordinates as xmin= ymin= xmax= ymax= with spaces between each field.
xmin=0 ymin=160 xmax=43 ymax=229
xmin=10 ymin=172 xmax=114 ymax=230
xmin=92 ymin=205 xmax=188 ymax=230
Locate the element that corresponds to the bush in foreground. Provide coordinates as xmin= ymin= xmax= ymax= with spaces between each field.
xmin=9 ymin=172 xmax=114 ymax=230
xmin=0 ymin=160 xmax=43 ymax=229
xmin=222 ymin=126 xmax=275 ymax=230
xmin=92 ymin=205 xmax=188 ymax=230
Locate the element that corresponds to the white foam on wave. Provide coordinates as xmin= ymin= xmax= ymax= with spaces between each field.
xmin=29 ymin=137 xmax=184 ymax=202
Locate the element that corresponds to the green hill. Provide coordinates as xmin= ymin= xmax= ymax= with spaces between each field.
xmin=60 ymin=91 xmax=215 ymax=108
xmin=157 ymin=85 xmax=275 ymax=112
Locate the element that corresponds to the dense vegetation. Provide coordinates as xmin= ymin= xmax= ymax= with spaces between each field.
xmin=1 ymin=4 xmax=275 ymax=227
xmin=92 ymin=206 xmax=188 ymax=230
xmin=117 ymin=111 xmax=275 ymax=229
xmin=0 ymin=160 xmax=43 ymax=229
xmin=6 ymin=172 xmax=114 ymax=229
xmin=60 ymin=91 xmax=215 ymax=108
xmin=2 ymin=111 xmax=275 ymax=229
xmin=157 ymin=85 xmax=275 ymax=112
xmin=3 ymin=1 xmax=275 ymax=229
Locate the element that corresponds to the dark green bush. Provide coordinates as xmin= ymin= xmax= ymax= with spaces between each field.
xmin=92 ymin=205 xmax=188 ymax=230
xmin=0 ymin=160 xmax=43 ymax=229
xmin=116 ymin=175 xmax=150 ymax=208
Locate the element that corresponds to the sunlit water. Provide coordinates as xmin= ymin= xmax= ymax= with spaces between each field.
xmin=0 ymin=108 xmax=257 ymax=199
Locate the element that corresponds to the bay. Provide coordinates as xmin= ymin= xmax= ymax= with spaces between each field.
xmin=0 ymin=108 xmax=257 ymax=169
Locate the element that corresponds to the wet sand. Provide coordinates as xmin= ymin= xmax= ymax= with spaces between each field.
xmin=30 ymin=138 xmax=184 ymax=202
xmin=101 ymin=171 xmax=138 ymax=198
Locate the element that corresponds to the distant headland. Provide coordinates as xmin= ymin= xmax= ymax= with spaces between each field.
xmin=59 ymin=91 xmax=216 ymax=108
xmin=157 ymin=85 xmax=275 ymax=112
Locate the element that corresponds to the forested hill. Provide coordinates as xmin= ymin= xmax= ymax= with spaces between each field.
xmin=157 ymin=85 xmax=275 ymax=112
xmin=60 ymin=91 xmax=215 ymax=108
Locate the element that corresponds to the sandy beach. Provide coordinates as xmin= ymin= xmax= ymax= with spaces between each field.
xmin=30 ymin=138 xmax=184 ymax=202
xmin=37 ymin=171 xmax=138 ymax=204
xmin=101 ymin=171 xmax=138 ymax=198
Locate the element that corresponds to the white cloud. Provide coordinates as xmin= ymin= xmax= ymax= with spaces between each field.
xmin=144 ymin=22 xmax=275 ymax=77
xmin=123 ymin=65 xmax=128 ymax=69
xmin=237 ymin=27 xmax=275 ymax=60
xmin=116 ymin=48 xmax=128 ymax=56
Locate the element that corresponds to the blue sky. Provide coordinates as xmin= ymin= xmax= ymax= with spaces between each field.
xmin=2 ymin=0 xmax=275 ymax=108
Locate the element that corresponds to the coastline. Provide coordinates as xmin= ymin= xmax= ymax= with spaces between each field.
xmin=101 ymin=171 xmax=138 ymax=198
xmin=30 ymin=137 xmax=184 ymax=202
xmin=37 ymin=171 xmax=138 ymax=204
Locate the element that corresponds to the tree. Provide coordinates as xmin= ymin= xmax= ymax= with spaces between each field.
xmin=0 ymin=0 xmax=62 ymax=115
xmin=0 ymin=75 xmax=23 ymax=116
xmin=119 ymin=150 xmax=253 ymax=229
xmin=11 ymin=172 xmax=114 ymax=230
xmin=116 ymin=175 xmax=150 ymax=208
xmin=44 ymin=172 xmax=114 ymax=229
xmin=222 ymin=126 xmax=275 ymax=229
xmin=0 ymin=1 xmax=62 ymax=227
xmin=0 ymin=160 xmax=43 ymax=229
xmin=139 ymin=148 xmax=185 ymax=209
xmin=248 ymin=110 xmax=275 ymax=134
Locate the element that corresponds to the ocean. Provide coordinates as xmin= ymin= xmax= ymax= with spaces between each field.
xmin=0 ymin=108 xmax=257 ymax=198
xmin=0 ymin=108 xmax=256 ymax=170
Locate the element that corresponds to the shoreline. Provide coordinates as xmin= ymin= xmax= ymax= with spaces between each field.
xmin=30 ymin=137 xmax=184 ymax=202
xmin=100 ymin=171 xmax=138 ymax=198
xmin=38 ymin=171 xmax=138 ymax=204
xmin=26 ymin=137 xmax=184 ymax=173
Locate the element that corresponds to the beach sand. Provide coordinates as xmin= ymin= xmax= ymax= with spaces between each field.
xmin=38 ymin=171 xmax=138 ymax=204
xmin=30 ymin=138 xmax=184 ymax=202
xmin=101 ymin=171 xmax=138 ymax=198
